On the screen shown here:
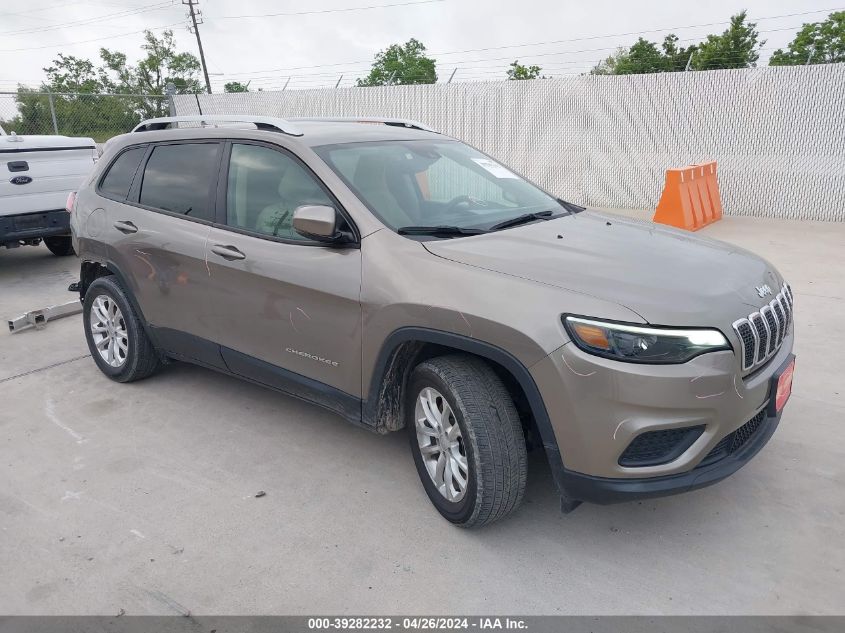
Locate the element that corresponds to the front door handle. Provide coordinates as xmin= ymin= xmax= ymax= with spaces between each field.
xmin=113 ymin=220 xmax=138 ymax=234
xmin=210 ymin=244 xmax=246 ymax=261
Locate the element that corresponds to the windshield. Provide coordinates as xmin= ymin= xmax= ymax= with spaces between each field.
xmin=314 ymin=139 xmax=565 ymax=234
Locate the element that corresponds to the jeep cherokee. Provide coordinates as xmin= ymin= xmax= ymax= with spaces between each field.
xmin=69 ymin=115 xmax=795 ymax=527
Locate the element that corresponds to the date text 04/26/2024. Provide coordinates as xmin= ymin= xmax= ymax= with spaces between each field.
xmin=307 ymin=617 xmax=528 ymax=630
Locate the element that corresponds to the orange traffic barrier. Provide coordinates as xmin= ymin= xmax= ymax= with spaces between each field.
xmin=652 ymin=161 xmax=723 ymax=231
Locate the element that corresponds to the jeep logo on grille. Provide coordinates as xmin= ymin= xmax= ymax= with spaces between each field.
xmin=755 ymin=284 xmax=772 ymax=298
xmin=10 ymin=175 xmax=32 ymax=185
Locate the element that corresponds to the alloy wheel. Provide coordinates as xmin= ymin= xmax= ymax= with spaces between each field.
xmin=414 ymin=387 xmax=469 ymax=502
xmin=89 ymin=295 xmax=128 ymax=368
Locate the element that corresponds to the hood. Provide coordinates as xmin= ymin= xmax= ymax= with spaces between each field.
xmin=423 ymin=212 xmax=782 ymax=328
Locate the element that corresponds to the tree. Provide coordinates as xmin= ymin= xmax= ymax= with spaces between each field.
xmin=356 ymin=38 xmax=437 ymax=86
xmin=102 ymin=29 xmax=203 ymax=97
xmin=590 ymin=12 xmax=760 ymax=75
xmin=224 ymin=81 xmax=250 ymax=93
xmin=591 ymin=36 xmax=696 ymax=75
xmin=769 ymin=11 xmax=845 ymax=65
xmin=661 ymin=34 xmax=697 ymax=72
xmin=691 ymin=11 xmax=763 ymax=70
xmin=592 ymin=38 xmax=664 ymax=75
xmin=4 ymin=88 xmax=54 ymax=135
xmin=506 ymin=60 xmax=545 ymax=80
xmin=6 ymin=29 xmax=203 ymax=140
xmin=43 ymin=54 xmax=105 ymax=93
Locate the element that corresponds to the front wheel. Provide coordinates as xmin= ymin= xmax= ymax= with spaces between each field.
xmin=406 ymin=355 xmax=527 ymax=528
xmin=44 ymin=235 xmax=74 ymax=256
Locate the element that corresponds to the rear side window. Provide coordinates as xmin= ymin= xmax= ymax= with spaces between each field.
xmin=99 ymin=147 xmax=145 ymax=200
xmin=139 ymin=143 xmax=220 ymax=221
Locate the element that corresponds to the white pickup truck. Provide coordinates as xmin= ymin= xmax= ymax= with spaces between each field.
xmin=1 ymin=124 xmax=98 ymax=255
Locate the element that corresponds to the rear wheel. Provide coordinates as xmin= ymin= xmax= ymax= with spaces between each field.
xmin=83 ymin=276 xmax=161 ymax=382
xmin=406 ymin=355 xmax=527 ymax=528
xmin=44 ymin=235 xmax=74 ymax=256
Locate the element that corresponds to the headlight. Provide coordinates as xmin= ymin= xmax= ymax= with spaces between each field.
xmin=563 ymin=316 xmax=730 ymax=364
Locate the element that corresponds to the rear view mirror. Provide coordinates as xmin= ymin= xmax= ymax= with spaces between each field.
xmin=292 ymin=205 xmax=341 ymax=242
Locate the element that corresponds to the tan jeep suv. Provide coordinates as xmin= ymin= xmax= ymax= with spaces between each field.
xmin=69 ymin=115 xmax=795 ymax=527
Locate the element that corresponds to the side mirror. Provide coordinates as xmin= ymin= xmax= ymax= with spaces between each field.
xmin=292 ymin=205 xmax=342 ymax=242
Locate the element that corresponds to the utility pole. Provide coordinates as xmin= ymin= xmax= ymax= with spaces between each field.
xmin=183 ymin=0 xmax=212 ymax=94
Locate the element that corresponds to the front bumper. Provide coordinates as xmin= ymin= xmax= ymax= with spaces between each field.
xmin=0 ymin=209 xmax=70 ymax=245
xmin=558 ymin=406 xmax=781 ymax=504
xmin=531 ymin=327 xmax=794 ymax=503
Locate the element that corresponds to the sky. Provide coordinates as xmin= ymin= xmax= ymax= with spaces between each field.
xmin=0 ymin=0 xmax=839 ymax=93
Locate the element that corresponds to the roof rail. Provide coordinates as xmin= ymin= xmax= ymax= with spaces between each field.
xmin=290 ymin=117 xmax=437 ymax=133
xmin=131 ymin=115 xmax=303 ymax=136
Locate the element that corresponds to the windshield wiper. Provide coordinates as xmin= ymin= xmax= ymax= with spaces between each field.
xmin=557 ymin=199 xmax=586 ymax=214
xmin=488 ymin=210 xmax=554 ymax=231
xmin=398 ymin=225 xmax=488 ymax=237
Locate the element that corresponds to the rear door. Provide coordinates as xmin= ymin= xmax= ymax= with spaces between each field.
xmin=202 ymin=141 xmax=363 ymax=398
xmin=101 ymin=140 xmax=225 ymax=366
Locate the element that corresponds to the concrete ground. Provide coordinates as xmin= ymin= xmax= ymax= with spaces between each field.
xmin=1 ymin=214 xmax=843 ymax=616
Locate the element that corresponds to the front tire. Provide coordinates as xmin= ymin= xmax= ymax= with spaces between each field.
xmin=406 ymin=355 xmax=527 ymax=528
xmin=83 ymin=276 xmax=161 ymax=382
xmin=44 ymin=235 xmax=74 ymax=256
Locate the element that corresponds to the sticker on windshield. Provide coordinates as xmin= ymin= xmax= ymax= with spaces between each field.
xmin=471 ymin=158 xmax=519 ymax=179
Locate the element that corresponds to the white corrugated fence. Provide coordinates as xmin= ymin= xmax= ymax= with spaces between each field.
xmin=174 ymin=64 xmax=845 ymax=221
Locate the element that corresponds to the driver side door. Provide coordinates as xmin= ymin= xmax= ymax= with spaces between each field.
xmin=202 ymin=141 xmax=363 ymax=407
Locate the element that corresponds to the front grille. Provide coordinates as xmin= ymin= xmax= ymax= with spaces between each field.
xmin=762 ymin=307 xmax=778 ymax=355
xmin=619 ymin=425 xmax=705 ymax=467
xmin=750 ymin=314 xmax=769 ymax=363
xmin=700 ymin=409 xmax=767 ymax=466
xmin=732 ymin=283 xmax=793 ymax=372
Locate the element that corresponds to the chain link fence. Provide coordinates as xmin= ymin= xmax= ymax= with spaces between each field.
xmin=0 ymin=92 xmax=169 ymax=143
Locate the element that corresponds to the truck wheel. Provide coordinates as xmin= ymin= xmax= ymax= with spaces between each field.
xmin=83 ymin=276 xmax=161 ymax=383
xmin=44 ymin=236 xmax=74 ymax=256
xmin=406 ymin=355 xmax=527 ymax=528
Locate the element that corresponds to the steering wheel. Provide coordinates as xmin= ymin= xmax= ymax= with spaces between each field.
xmin=445 ymin=195 xmax=483 ymax=214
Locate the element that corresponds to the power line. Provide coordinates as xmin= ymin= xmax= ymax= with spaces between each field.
xmin=228 ymin=47 xmax=788 ymax=89
xmin=219 ymin=22 xmax=811 ymax=81
xmin=0 ymin=1 xmax=175 ymax=37
xmin=219 ymin=7 xmax=843 ymax=79
xmin=429 ymin=6 xmax=844 ymax=57
xmin=0 ymin=0 xmax=124 ymax=19
xmin=209 ymin=40 xmax=787 ymax=88
xmin=213 ymin=0 xmax=445 ymax=20
xmin=0 ymin=22 xmax=183 ymax=53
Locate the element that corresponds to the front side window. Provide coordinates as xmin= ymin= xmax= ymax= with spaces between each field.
xmin=225 ymin=143 xmax=333 ymax=241
xmin=315 ymin=140 xmax=564 ymax=233
xmin=99 ymin=146 xmax=146 ymax=200
xmin=139 ymin=143 xmax=220 ymax=221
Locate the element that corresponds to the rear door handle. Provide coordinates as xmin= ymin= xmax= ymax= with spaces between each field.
xmin=113 ymin=220 xmax=138 ymax=234
xmin=210 ymin=244 xmax=246 ymax=261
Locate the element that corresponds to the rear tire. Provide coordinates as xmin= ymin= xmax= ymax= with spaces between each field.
xmin=44 ymin=235 xmax=74 ymax=256
xmin=406 ymin=354 xmax=527 ymax=528
xmin=83 ymin=276 xmax=161 ymax=382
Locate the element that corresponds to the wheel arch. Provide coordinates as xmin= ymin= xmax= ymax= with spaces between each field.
xmin=79 ymin=260 xmax=114 ymax=298
xmin=363 ymin=327 xmax=566 ymax=491
xmin=79 ymin=259 xmax=155 ymax=340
